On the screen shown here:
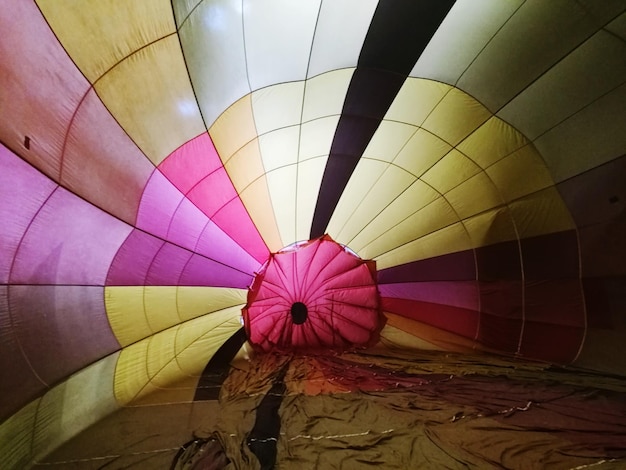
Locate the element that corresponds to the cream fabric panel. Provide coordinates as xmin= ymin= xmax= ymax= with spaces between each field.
xmin=462 ymin=207 xmax=518 ymax=247
xmin=266 ymin=166 xmax=298 ymax=246
xmin=209 ymin=94 xmax=257 ymax=165
xmin=393 ymin=129 xmax=452 ymax=177
xmin=259 ymin=127 xmax=300 ymax=173
xmin=95 ymin=35 xmax=205 ymax=164
xmin=421 ymin=149 xmax=481 ymax=194
xmin=445 ymin=172 xmax=503 ymax=220
xmin=362 ymin=121 xmax=418 ymax=163
xmin=295 ymin=157 xmax=328 ymax=242
xmin=298 ymin=116 xmax=340 ymax=162
xmin=386 ymin=78 xmax=450 ymax=126
xmin=238 ymin=178 xmax=284 ymax=251
xmin=113 ymin=308 xmax=242 ymax=405
xmin=508 ymin=188 xmax=576 ymax=239
xmin=302 ymin=69 xmax=354 ymax=122
xmin=37 ymin=0 xmax=175 ymax=83
xmin=252 ymin=82 xmax=304 ymax=135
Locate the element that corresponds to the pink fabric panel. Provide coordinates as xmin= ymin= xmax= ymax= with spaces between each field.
xmin=167 ymin=197 xmax=213 ymax=251
xmin=11 ymin=187 xmax=132 ymax=285
xmin=0 ymin=0 xmax=89 ymax=180
xmin=0 ymin=285 xmax=45 ymax=420
xmin=0 ymin=145 xmax=57 ymax=283
xmin=158 ymin=133 xmax=222 ymax=194
xmin=378 ymin=281 xmax=480 ymax=311
xmin=187 ymin=167 xmax=237 ymax=217
xmin=136 ymin=170 xmax=183 ymax=239
xmin=106 ymin=230 xmax=164 ymax=285
xmin=62 ymin=88 xmax=154 ymax=225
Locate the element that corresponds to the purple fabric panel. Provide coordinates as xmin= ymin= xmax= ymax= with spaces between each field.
xmin=377 ymin=250 xmax=476 ymax=283
xmin=145 ymin=243 xmax=192 ymax=285
xmin=180 ymin=254 xmax=253 ymax=288
xmin=62 ymin=88 xmax=154 ymax=225
xmin=0 ymin=285 xmax=46 ymax=420
xmin=557 ymin=154 xmax=625 ymax=228
xmin=136 ymin=169 xmax=183 ymax=239
xmin=9 ymin=284 xmax=119 ymax=386
xmin=195 ymin=219 xmax=261 ymax=275
xmin=524 ymin=280 xmax=586 ymax=327
xmin=0 ymin=145 xmax=57 ymax=283
xmin=167 ymin=196 xmax=212 ymax=251
xmin=521 ymin=230 xmax=579 ymax=280
xmin=106 ymin=229 xmax=164 ymax=285
xmin=476 ymin=240 xmax=521 ymax=281
xmin=378 ymin=281 xmax=479 ymax=311
xmin=10 ymin=187 xmax=132 ymax=285
xmin=579 ymin=220 xmax=626 ymax=278
xmin=0 ymin=0 xmax=89 ymax=180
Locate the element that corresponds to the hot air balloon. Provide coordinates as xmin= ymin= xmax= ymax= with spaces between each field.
xmin=1 ymin=1 xmax=625 ymax=468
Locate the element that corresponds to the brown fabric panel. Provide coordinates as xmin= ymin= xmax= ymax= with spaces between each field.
xmin=520 ymin=230 xmax=579 ymax=279
xmin=476 ymin=240 xmax=521 ymax=281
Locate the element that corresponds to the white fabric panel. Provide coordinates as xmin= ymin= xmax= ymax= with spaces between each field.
xmin=307 ymin=0 xmax=378 ymax=78
xmin=298 ymin=116 xmax=340 ymax=162
xmin=252 ymin=82 xmax=304 ymax=135
xmin=181 ymin=0 xmax=249 ymax=128
xmin=302 ymin=69 xmax=353 ymax=122
xmin=456 ymin=0 xmax=619 ymax=112
xmin=362 ymin=121 xmax=417 ymax=162
xmin=498 ymin=29 xmax=626 ymax=140
xmin=412 ymin=0 xmax=523 ymax=85
xmin=259 ymin=126 xmax=300 ymax=172
xmin=244 ymin=0 xmax=321 ymax=90
xmin=534 ymin=82 xmax=626 ymax=182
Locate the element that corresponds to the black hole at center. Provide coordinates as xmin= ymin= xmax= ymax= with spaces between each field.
xmin=290 ymin=302 xmax=308 ymax=325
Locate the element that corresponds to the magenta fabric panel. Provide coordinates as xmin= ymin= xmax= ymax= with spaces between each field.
xmin=145 ymin=243 xmax=193 ymax=286
xmin=521 ymin=231 xmax=579 ymax=279
xmin=106 ymin=230 xmax=164 ymax=285
xmin=187 ymin=168 xmax=236 ymax=217
xmin=381 ymin=297 xmax=479 ymax=339
xmin=0 ymin=0 xmax=89 ymax=180
xmin=167 ymin=196 xmax=214 ymax=251
xmin=136 ymin=169 xmax=183 ymax=239
xmin=9 ymin=285 xmax=119 ymax=386
xmin=62 ymin=88 xmax=154 ymax=225
xmin=0 ymin=145 xmax=57 ymax=283
xmin=0 ymin=285 xmax=46 ymax=420
xmin=476 ymin=240 xmax=521 ymax=280
xmin=210 ymin=198 xmax=270 ymax=264
xmin=195 ymin=218 xmax=262 ymax=275
xmin=477 ymin=280 xmax=523 ymax=354
xmin=158 ymin=133 xmax=222 ymax=195
xmin=377 ymin=250 xmax=476 ymax=283
xmin=244 ymin=236 xmax=383 ymax=351
xmin=11 ymin=187 xmax=132 ymax=285
xmin=378 ymin=281 xmax=479 ymax=311
xmin=179 ymin=254 xmax=253 ymax=288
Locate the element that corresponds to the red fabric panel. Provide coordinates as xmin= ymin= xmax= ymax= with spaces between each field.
xmin=381 ymin=297 xmax=479 ymax=339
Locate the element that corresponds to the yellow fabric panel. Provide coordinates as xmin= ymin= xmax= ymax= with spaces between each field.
xmin=239 ymin=177 xmax=284 ymax=251
xmin=486 ymin=144 xmax=554 ymax=203
xmin=393 ymin=128 xmax=452 ymax=177
xmin=209 ymin=94 xmax=257 ymax=165
xmin=176 ymin=286 xmax=247 ymax=323
xmin=114 ymin=309 xmax=242 ymax=405
xmin=362 ymin=121 xmax=417 ymax=162
xmin=259 ymin=126 xmax=300 ymax=172
xmin=463 ymin=207 xmax=518 ymax=248
xmin=94 ymin=35 xmax=205 ymax=164
xmin=508 ymin=187 xmax=575 ymax=239
xmin=32 ymin=354 xmax=119 ymax=460
xmin=299 ymin=116 xmax=340 ymax=161
xmin=0 ymin=399 xmax=38 ymax=469
xmin=144 ymin=286 xmax=181 ymax=334
xmin=457 ymin=116 xmax=528 ymax=169
xmin=377 ymin=323 xmax=442 ymax=352
xmin=349 ymin=180 xmax=439 ymax=253
xmin=302 ymin=69 xmax=354 ymax=122
xmin=422 ymin=86 xmax=492 ymax=146
xmin=295 ymin=156 xmax=328 ymax=242
xmin=105 ymin=286 xmax=151 ymax=348
xmin=421 ymin=149 xmax=482 ymax=195
xmin=332 ymin=163 xmax=416 ymax=245
xmin=37 ymin=0 xmax=175 ymax=83
xmin=252 ymin=82 xmax=304 ymax=135
xmin=267 ymin=166 xmax=298 ymax=246
xmin=225 ymin=138 xmax=265 ymax=193
xmin=445 ymin=172 xmax=503 ymax=220
xmin=374 ymin=222 xmax=472 ymax=270
xmin=357 ymin=196 xmax=458 ymax=260
xmin=386 ymin=78 xmax=451 ymax=126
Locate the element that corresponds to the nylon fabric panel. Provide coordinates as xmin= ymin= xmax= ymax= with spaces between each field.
xmin=385 ymin=78 xmax=450 ymax=126
xmin=507 ymin=187 xmax=575 ymax=238
xmin=295 ymin=157 xmax=327 ymax=242
xmin=209 ymin=95 xmax=257 ymax=165
xmin=301 ymin=69 xmax=354 ymax=122
xmin=237 ymin=178 xmax=284 ymax=252
xmin=378 ymin=250 xmax=476 ymax=284
xmin=361 ymin=121 xmax=417 ymax=163
xmin=462 ymin=206 xmax=518 ymax=247
xmin=106 ymin=286 xmax=151 ymax=348
xmin=113 ymin=309 xmax=242 ymax=405
xmin=94 ymin=35 xmax=205 ymax=164
xmin=60 ymin=88 xmax=154 ymax=225
xmin=252 ymin=82 xmax=304 ymax=136
xmin=177 ymin=0 xmax=250 ymax=128
xmin=421 ymin=149 xmax=482 ymax=194
xmin=10 ymin=188 xmax=132 ymax=286
xmin=0 ymin=145 xmax=57 ymax=283
xmin=392 ymin=129 xmax=452 ymax=177
xmin=266 ymin=166 xmax=298 ymax=245
xmin=0 ymin=0 xmax=88 ymax=181
xmin=445 ymin=172 xmax=502 ymax=220
xmin=259 ymin=127 xmax=299 ymax=172
xmin=10 ymin=285 xmax=119 ymax=387
xmin=0 ymin=399 xmax=38 ymax=469
xmin=37 ymin=0 xmax=175 ymax=83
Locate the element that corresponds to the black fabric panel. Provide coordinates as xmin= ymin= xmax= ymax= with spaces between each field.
xmin=194 ymin=327 xmax=247 ymax=401
xmin=377 ymin=249 xmax=476 ymax=283
xmin=310 ymin=0 xmax=456 ymax=239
